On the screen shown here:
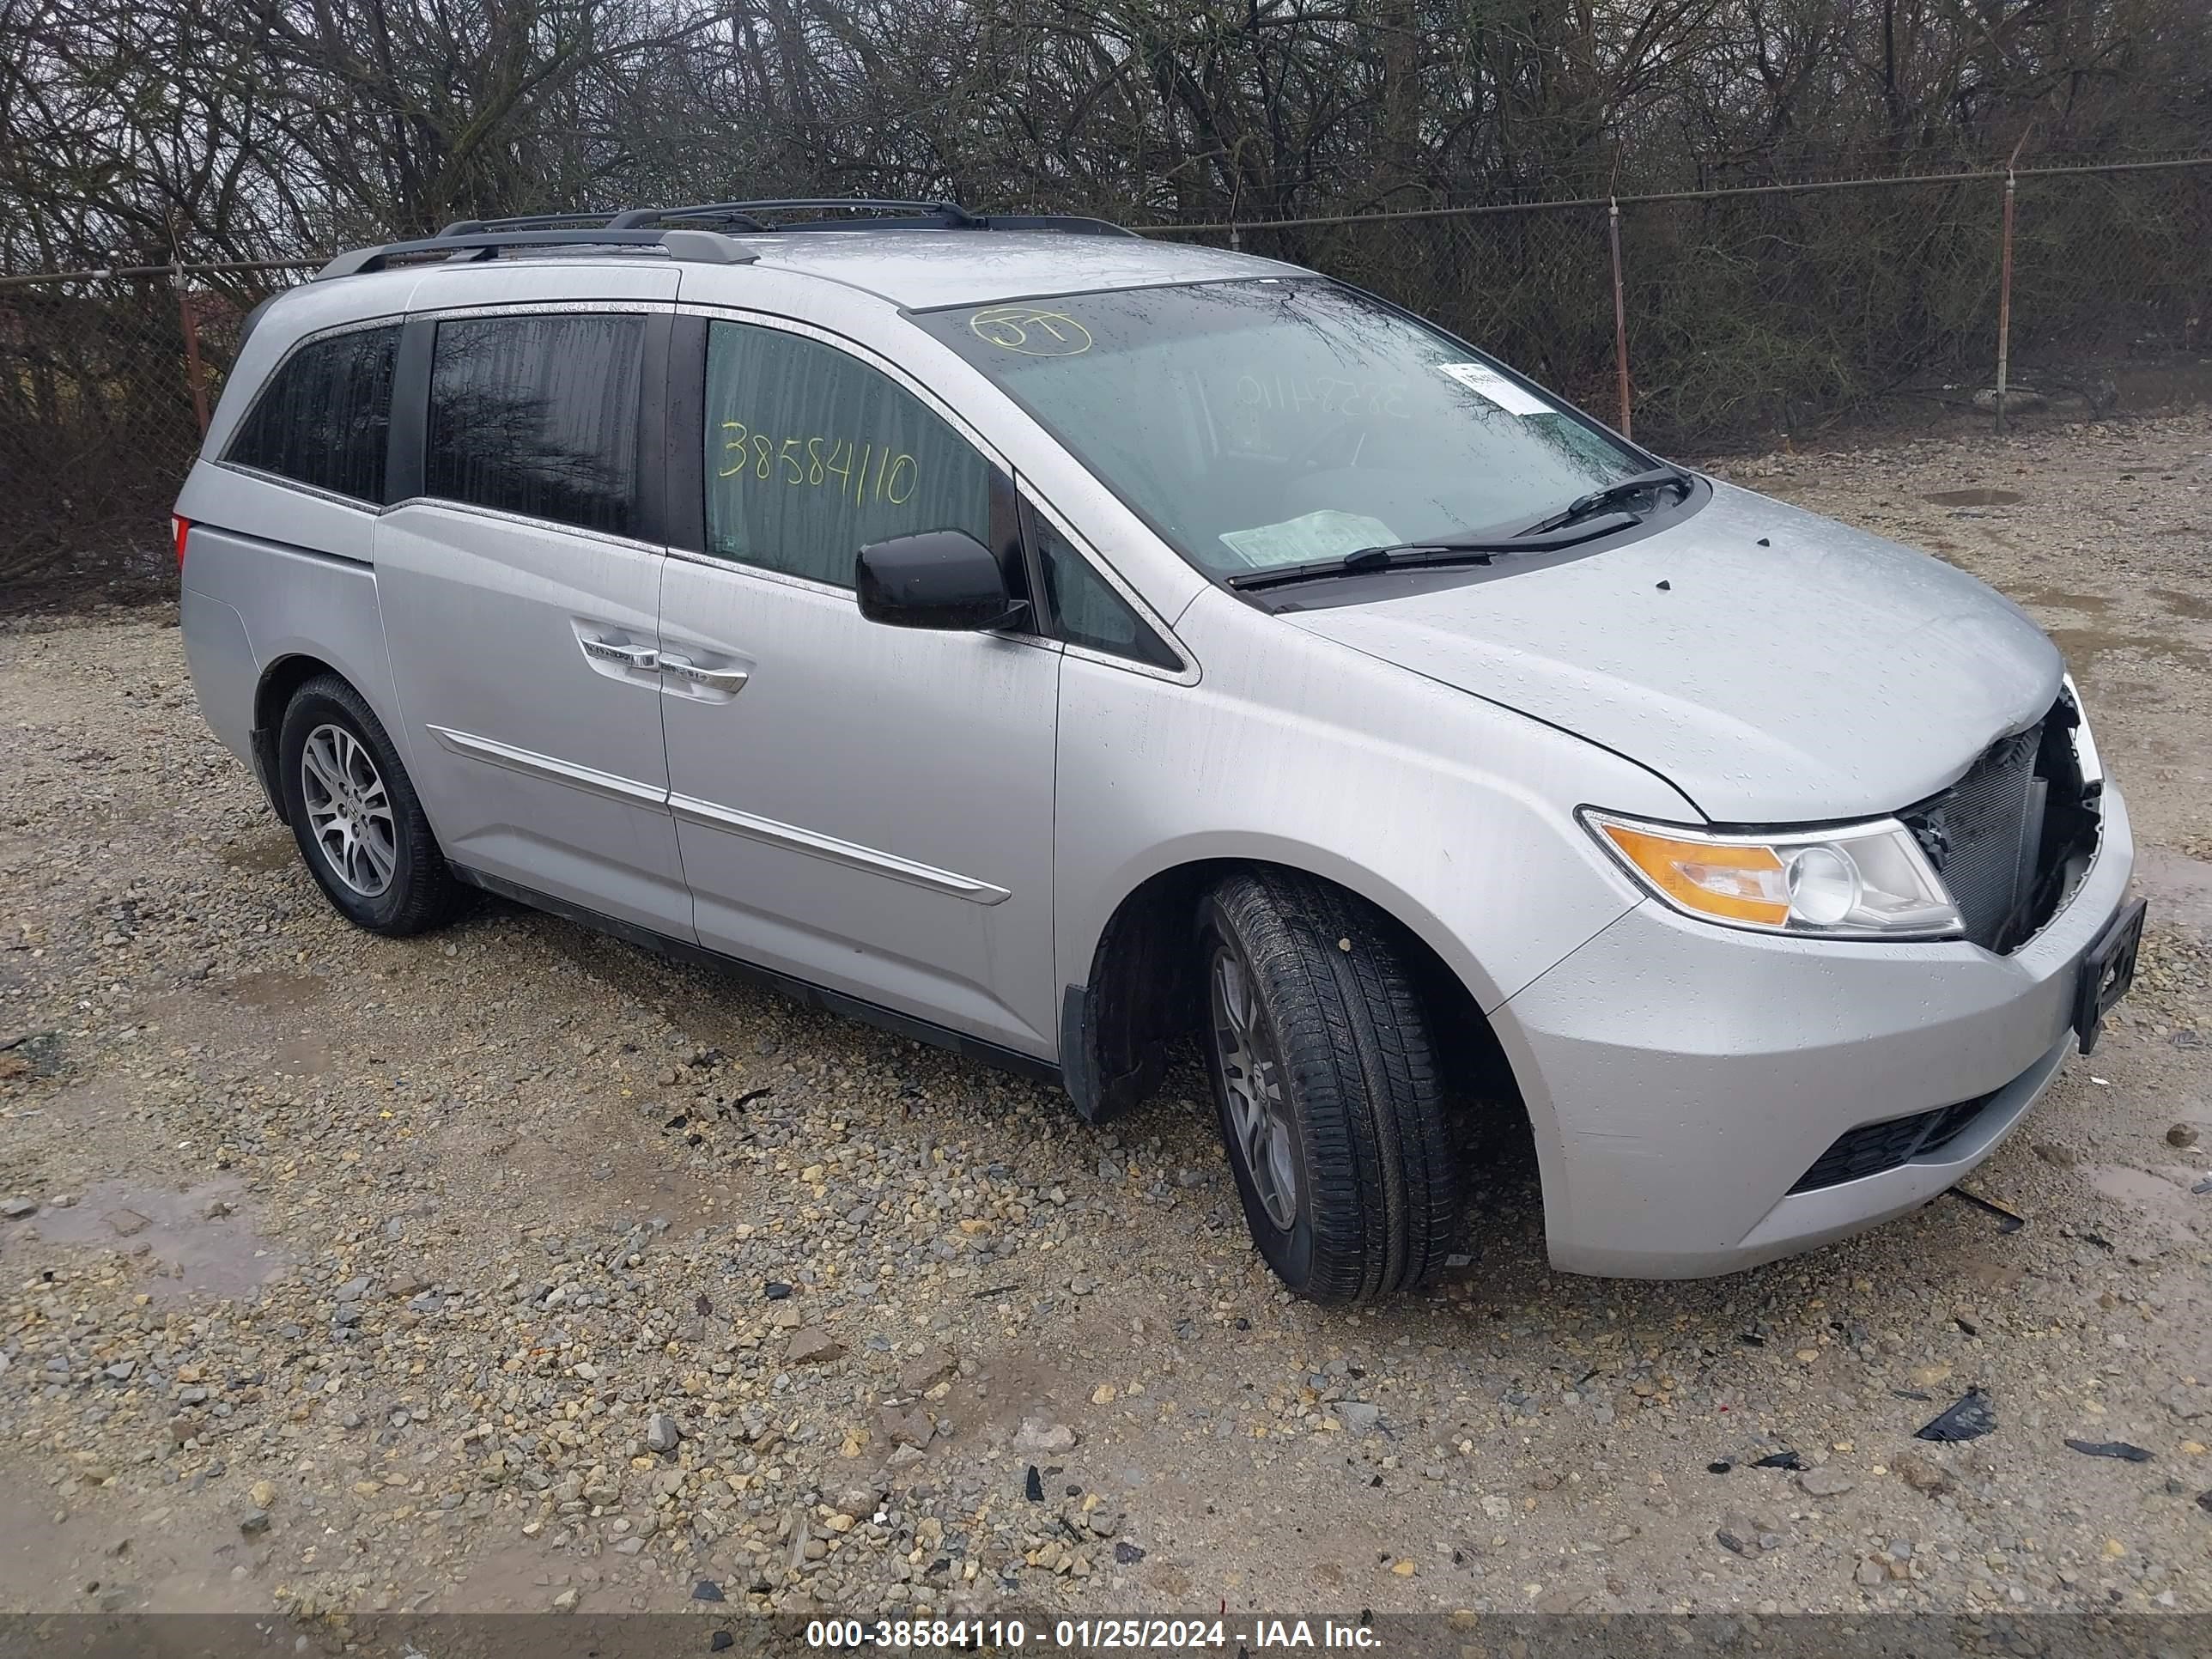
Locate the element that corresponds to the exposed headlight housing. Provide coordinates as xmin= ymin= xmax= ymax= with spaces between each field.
xmin=1582 ymin=809 xmax=1965 ymax=939
xmin=2062 ymin=672 xmax=2102 ymax=793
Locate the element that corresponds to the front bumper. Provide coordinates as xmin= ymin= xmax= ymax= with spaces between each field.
xmin=1495 ymin=786 xmax=2136 ymax=1277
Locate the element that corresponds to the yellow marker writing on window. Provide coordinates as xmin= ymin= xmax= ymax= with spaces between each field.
xmin=969 ymin=306 xmax=1092 ymax=356
xmin=719 ymin=421 xmax=915 ymax=503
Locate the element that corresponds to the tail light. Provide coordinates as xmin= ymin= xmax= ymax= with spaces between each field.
xmin=172 ymin=514 xmax=191 ymax=567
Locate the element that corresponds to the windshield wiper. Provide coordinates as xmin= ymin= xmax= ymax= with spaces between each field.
xmin=1224 ymin=512 xmax=1640 ymax=592
xmin=1516 ymin=464 xmax=1695 ymax=537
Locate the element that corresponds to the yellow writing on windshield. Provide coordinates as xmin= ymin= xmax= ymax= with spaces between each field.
xmin=969 ymin=305 xmax=1092 ymax=356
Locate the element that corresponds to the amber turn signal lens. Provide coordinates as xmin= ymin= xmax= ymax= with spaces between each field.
xmin=1595 ymin=823 xmax=1790 ymax=925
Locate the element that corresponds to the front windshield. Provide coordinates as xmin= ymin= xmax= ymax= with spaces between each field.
xmin=913 ymin=279 xmax=1650 ymax=579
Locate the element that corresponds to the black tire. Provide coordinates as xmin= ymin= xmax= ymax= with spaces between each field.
xmin=276 ymin=673 xmax=463 ymax=936
xmin=1199 ymin=869 xmax=1461 ymax=1304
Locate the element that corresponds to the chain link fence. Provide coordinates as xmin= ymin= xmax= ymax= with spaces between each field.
xmin=1164 ymin=157 xmax=2211 ymax=448
xmin=3 ymin=161 xmax=2207 ymax=599
xmin=0 ymin=259 xmax=316 ymax=595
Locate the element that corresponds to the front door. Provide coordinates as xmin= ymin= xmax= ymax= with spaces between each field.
xmin=658 ymin=315 xmax=1060 ymax=1053
xmin=374 ymin=282 xmax=690 ymax=937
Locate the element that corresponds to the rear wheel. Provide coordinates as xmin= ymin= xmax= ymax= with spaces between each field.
xmin=1199 ymin=869 xmax=1461 ymax=1304
xmin=276 ymin=674 xmax=462 ymax=936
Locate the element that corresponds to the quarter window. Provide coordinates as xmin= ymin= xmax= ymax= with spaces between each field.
xmin=703 ymin=321 xmax=992 ymax=587
xmin=225 ymin=325 xmax=397 ymax=501
xmin=425 ymin=313 xmax=643 ymax=535
xmin=1035 ymin=517 xmax=1182 ymax=670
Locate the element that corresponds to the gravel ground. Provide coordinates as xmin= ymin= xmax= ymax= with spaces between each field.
xmin=2 ymin=412 xmax=2209 ymax=1626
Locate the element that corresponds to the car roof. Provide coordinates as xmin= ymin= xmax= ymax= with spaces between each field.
xmin=283 ymin=228 xmax=1300 ymax=334
xmin=725 ymin=228 xmax=1297 ymax=310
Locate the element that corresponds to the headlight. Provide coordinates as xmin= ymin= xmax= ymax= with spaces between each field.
xmin=1582 ymin=809 xmax=1964 ymax=939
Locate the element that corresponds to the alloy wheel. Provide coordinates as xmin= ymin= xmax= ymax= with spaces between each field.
xmin=299 ymin=722 xmax=397 ymax=897
xmin=1210 ymin=945 xmax=1299 ymax=1230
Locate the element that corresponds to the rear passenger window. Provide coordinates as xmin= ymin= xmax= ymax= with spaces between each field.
xmin=225 ymin=325 xmax=397 ymax=501
xmin=703 ymin=321 xmax=991 ymax=586
xmin=426 ymin=313 xmax=643 ymax=535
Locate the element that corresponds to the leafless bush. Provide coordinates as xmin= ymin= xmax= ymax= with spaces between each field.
xmin=3 ymin=0 xmax=2209 ymax=592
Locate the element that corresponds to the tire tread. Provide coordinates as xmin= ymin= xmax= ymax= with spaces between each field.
xmin=1206 ymin=869 xmax=1460 ymax=1303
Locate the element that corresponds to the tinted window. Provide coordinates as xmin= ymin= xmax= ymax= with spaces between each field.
xmin=704 ymin=321 xmax=992 ymax=586
xmin=1036 ymin=517 xmax=1181 ymax=670
xmin=226 ymin=325 xmax=397 ymax=501
xmin=426 ymin=313 xmax=643 ymax=535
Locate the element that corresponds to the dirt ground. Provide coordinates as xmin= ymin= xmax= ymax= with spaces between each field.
xmin=1 ymin=411 xmax=2209 ymax=1629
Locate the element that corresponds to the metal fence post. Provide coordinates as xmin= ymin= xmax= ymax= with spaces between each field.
xmin=174 ymin=259 xmax=210 ymax=439
xmin=1994 ymin=171 xmax=2017 ymax=434
xmin=1607 ymin=197 xmax=1632 ymax=438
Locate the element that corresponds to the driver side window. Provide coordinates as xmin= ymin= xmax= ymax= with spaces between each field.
xmin=702 ymin=321 xmax=994 ymax=587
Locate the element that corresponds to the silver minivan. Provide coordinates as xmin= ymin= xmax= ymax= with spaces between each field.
xmin=174 ymin=200 xmax=2144 ymax=1301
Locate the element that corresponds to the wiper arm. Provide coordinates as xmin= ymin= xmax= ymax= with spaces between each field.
xmin=1224 ymin=512 xmax=1640 ymax=592
xmin=1517 ymin=464 xmax=1694 ymax=537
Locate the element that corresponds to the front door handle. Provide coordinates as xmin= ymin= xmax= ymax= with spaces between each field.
xmin=659 ymin=653 xmax=750 ymax=694
xmin=580 ymin=635 xmax=659 ymax=671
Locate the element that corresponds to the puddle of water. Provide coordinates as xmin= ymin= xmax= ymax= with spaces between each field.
xmin=1923 ymin=487 xmax=2024 ymax=507
xmin=217 ymin=835 xmax=295 ymax=873
xmin=227 ymin=970 xmax=327 ymax=1013
xmin=2045 ymin=624 xmax=2211 ymax=672
xmin=2081 ymin=1164 xmax=2205 ymax=1243
xmin=2150 ymin=586 xmax=2212 ymax=622
xmin=2135 ymin=847 xmax=2212 ymax=936
xmin=26 ymin=1178 xmax=293 ymax=1301
xmin=270 ymin=1035 xmax=333 ymax=1076
xmin=2044 ymin=625 xmax=2129 ymax=669
xmin=2009 ymin=586 xmax=2116 ymax=615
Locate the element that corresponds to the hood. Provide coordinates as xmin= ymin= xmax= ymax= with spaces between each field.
xmin=1284 ymin=482 xmax=2063 ymax=823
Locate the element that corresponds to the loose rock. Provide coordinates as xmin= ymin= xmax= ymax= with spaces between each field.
xmin=787 ymin=1328 xmax=845 ymax=1365
xmin=1015 ymin=1417 xmax=1077 ymax=1455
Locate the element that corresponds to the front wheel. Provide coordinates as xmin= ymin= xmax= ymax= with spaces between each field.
xmin=1199 ymin=870 xmax=1461 ymax=1304
xmin=276 ymin=674 xmax=463 ymax=936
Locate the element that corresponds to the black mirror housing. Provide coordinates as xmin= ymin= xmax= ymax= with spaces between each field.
xmin=855 ymin=530 xmax=1026 ymax=631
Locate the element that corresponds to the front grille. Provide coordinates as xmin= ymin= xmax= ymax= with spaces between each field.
xmin=1790 ymin=1091 xmax=1996 ymax=1193
xmin=1903 ymin=723 xmax=2045 ymax=951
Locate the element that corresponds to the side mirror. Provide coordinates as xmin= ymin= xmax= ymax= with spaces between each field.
xmin=855 ymin=530 xmax=1027 ymax=631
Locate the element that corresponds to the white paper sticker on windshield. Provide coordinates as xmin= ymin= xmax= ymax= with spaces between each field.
xmin=1218 ymin=510 xmax=1400 ymax=569
xmin=1437 ymin=361 xmax=1550 ymax=416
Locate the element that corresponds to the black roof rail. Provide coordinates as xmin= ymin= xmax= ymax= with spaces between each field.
xmin=435 ymin=211 xmax=645 ymax=237
xmin=318 ymin=227 xmax=757 ymax=280
xmin=612 ymin=198 xmax=1139 ymax=238
xmin=320 ymin=198 xmax=1140 ymax=279
xmin=604 ymin=203 xmax=775 ymax=232
xmin=635 ymin=198 xmax=982 ymax=228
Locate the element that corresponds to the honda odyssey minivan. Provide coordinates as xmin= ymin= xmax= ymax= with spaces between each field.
xmin=173 ymin=199 xmax=2144 ymax=1302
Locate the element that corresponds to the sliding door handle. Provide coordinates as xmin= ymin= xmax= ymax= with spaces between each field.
xmin=580 ymin=635 xmax=659 ymax=670
xmin=659 ymin=653 xmax=750 ymax=694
